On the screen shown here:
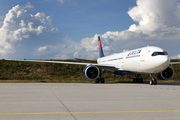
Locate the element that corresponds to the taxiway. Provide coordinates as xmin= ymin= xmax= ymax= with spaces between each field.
xmin=0 ymin=83 xmax=180 ymax=120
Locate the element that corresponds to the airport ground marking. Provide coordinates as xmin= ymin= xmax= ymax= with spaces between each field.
xmin=1 ymin=110 xmax=180 ymax=116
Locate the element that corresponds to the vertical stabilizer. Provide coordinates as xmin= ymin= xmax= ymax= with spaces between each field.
xmin=98 ymin=36 xmax=105 ymax=58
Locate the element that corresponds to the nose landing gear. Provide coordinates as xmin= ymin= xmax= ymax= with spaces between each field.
xmin=150 ymin=74 xmax=157 ymax=85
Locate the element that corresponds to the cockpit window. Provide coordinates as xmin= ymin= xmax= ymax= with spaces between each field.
xmin=152 ymin=51 xmax=168 ymax=56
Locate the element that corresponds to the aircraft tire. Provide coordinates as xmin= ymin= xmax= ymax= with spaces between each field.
xmin=140 ymin=78 xmax=143 ymax=83
xmin=153 ymin=80 xmax=157 ymax=85
xmin=150 ymin=80 xmax=153 ymax=85
xmin=133 ymin=78 xmax=135 ymax=83
xmin=95 ymin=78 xmax=100 ymax=83
xmin=100 ymin=78 xmax=105 ymax=83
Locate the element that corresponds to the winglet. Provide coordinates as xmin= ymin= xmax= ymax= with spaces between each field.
xmin=98 ymin=36 xmax=105 ymax=58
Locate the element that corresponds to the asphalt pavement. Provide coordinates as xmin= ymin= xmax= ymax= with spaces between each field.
xmin=0 ymin=83 xmax=180 ymax=120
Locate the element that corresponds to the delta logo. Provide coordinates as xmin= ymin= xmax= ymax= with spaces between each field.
xmin=127 ymin=50 xmax=142 ymax=56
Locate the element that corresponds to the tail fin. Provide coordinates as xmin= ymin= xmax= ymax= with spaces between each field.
xmin=98 ymin=36 xmax=105 ymax=58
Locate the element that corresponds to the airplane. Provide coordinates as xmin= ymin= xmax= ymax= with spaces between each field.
xmin=5 ymin=36 xmax=180 ymax=85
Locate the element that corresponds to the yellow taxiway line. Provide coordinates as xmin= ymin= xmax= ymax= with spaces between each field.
xmin=0 ymin=110 xmax=180 ymax=116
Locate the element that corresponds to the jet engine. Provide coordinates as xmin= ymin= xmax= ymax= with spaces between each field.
xmin=156 ymin=66 xmax=174 ymax=80
xmin=83 ymin=65 xmax=100 ymax=81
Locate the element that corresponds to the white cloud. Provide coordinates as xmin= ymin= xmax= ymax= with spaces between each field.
xmin=1 ymin=1 xmax=180 ymax=60
xmin=171 ymin=54 xmax=180 ymax=59
xmin=128 ymin=0 xmax=180 ymax=34
xmin=38 ymin=46 xmax=47 ymax=52
xmin=57 ymin=0 xmax=64 ymax=3
xmin=76 ymin=0 xmax=180 ymax=59
xmin=123 ymin=49 xmax=129 ymax=52
xmin=0 ymin=2 xmax=49 ymax=57
xmin=0 ymin=2 xmax=76 ymax=59
xmin=57 ymin=0 xmax=76 ymax=5
xmin=36 ymin=40 xmax=80 ymax=59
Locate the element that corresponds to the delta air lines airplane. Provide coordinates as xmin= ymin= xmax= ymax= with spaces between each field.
xmin=6 ymin=36 xmax=180 ymax=85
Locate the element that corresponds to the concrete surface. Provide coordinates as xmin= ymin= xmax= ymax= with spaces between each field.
xmin=0 ymin=83 xmax=180 ymax=120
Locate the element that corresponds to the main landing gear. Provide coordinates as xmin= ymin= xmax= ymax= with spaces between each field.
xmin=96 ymin=78 xmax=105 ymax=83
xmin=133 ymin=74 xmax=143 ymax=83
xmin=150 ymin=75 xmax=157 ymax=85
xmin=95 ymin=69 xmax=105 ymax=83
xmin=133 ymin=74 xmax=157 ymax=85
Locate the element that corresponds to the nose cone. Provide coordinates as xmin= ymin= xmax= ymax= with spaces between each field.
xmin=155 ymin=56 xmax=170 ymax=72
xmin=162 ymin=56 xmax=170 ymax=66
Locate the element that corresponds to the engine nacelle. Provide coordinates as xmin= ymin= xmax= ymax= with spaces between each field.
xmin=156 ymin=66 xmax=174 ymax=80
xmin=83 ymin=65 xmax=100 ymax=81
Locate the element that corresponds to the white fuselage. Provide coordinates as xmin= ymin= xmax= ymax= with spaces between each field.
xmin=97 ymin=46 xmax=170 ymax=74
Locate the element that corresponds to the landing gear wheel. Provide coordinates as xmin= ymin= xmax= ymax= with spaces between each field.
xmin=150 ymin=80 xmax=153 ymax=85
xmin=150 ymin=80 xmax=157 ymax=85
xmin=153 ymin=80 xmax=157 ymax=85
xmin=133 ymin=78 xmax=136 ymax=83
xmin=150 ymin=74 xmax=157 ymax=85
xmin=95 ymin=69 xmax=105 ymax=83
xmin=100 ymin=78 xmax=105 ymax=83
xmin=95 ymin=78 xmax=100 ymax=83
xmin=140 ymin=78 xmax=143 ymax=83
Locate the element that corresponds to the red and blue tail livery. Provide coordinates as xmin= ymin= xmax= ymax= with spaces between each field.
xmin=98 ymin=36 xmax=105 ymax=58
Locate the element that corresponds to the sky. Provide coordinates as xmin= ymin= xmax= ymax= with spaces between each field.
xmin=0 ymin=0 xmax=180 ymax=59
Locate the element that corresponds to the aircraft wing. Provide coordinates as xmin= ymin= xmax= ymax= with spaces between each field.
xmin=4 ymin=59 xmax=119 ymax=71
xmin=170 ymin=62 xmax=180 ymax=65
